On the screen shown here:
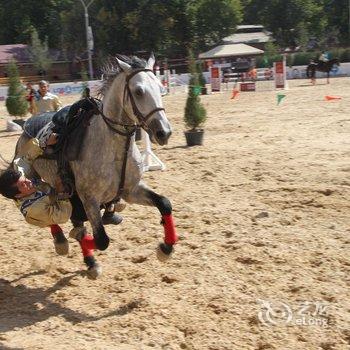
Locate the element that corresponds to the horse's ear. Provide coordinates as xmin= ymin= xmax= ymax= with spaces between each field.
xmin=147 ymin=53 xmax=155 ymax=70
xmin=115 ymin=56 xmax=132 ymax=73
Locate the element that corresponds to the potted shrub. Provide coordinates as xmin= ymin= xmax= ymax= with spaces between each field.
xmin=184 ymin=56 xmax=207 ymax=146
xmin=5 ymin=59 xmax=28 ymax=129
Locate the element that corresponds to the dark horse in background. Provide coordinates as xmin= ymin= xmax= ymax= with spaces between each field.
xmin=306 ymin=58 xmax=340 ymax=85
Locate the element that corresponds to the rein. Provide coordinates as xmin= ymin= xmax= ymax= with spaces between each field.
xmin=87 ymin=68 xmax=164 ymax=203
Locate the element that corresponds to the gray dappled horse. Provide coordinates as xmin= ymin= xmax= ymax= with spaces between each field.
xmin=15 ymin=54 xmax=178 ymax=275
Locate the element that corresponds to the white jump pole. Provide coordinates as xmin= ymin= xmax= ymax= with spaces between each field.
xmin=141 ymin=129 xmax=166 ymax=172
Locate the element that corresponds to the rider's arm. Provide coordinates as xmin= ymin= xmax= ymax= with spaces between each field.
xmin=13 ymin=138 xmax=43 ymax=176
xmin=13 ymin=134 xmax=58 ymax=176
xmin=23 ymin=195 xmax=72 ymax=228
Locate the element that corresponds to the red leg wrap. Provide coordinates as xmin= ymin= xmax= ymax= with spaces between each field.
xmin=162 ymin=214 xmax=178 ymax=245
xmin=80 ymin=235 xmax=96 ymax=257
xmin=50 ymin=224 xmax=62 ymax=236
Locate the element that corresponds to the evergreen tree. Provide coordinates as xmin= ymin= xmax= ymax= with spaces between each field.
xmin=28 ymin=28 xmax=52 ymax=76
xmin=184 ymin=55 xmax=207 ymax=130
xmin=197 ymin=62 xmax=206 ymax=87
xmin=5 ymin=60 xmax=28 ymax=118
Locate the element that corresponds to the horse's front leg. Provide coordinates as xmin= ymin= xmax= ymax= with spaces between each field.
xmin=124 ymin=183 xmax=178 ymax=261
xmin=79 ymin=195 xmax=110 ymax=251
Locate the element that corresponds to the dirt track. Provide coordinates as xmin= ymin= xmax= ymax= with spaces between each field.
xmin=0 ymin=78 xmax=349 ymax=350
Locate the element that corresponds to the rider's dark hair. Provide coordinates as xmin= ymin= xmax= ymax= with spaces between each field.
xmin=0 ymin=167 xmax=21 ymax=199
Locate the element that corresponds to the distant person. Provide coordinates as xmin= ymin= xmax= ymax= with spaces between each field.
xmin=26 ymin=82 xmax=38 ymax=113
xmin=319 ymin=51 xmax=329 ymax=63
xmin=30 ymin=80 xmax=62 ymax=116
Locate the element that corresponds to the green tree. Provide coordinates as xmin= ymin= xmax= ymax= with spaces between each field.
xmin=5 ymin=60 xmax=28 ymax=118
xmin=196 ymin=61 xmax=207 ymax=94
xmin=184 ymin=54 xmax=207 ymax=130
xmin=60 ymin=1 xmax=87 ymax=56
xmin=243 ymin=0 xmax=326 ymax=49
xmin=0 ymin=0 xmax=72 ymax=47
xmin=28 ymin=28 xmax=52 ymax=75
xmin=194 ymin=0 xmax=242 ymax=51
xmin=323 ymin=0 xmax=349 ymax=46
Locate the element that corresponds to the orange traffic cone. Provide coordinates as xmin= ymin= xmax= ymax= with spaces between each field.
xmin=231 ymin=88 xmax=239 ymax=99
xmin=325 ymin=95 xmax=341 ymax=101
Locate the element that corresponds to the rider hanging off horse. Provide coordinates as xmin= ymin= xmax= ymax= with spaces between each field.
xmin=0 ymin=130 xmax=124 ymax=279
xmin=306 ymin=50 xmax=340 ymax=85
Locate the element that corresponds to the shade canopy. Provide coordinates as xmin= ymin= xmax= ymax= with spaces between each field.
xmin=199 ymin=43 xmax=264 ymax=59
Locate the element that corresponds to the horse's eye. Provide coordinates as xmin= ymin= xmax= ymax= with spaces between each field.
xmin=135 ymin=87 xmax=144 ymax=97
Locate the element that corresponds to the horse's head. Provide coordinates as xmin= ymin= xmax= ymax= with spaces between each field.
xmin=114 ymin=54 xmax=172 ymax=146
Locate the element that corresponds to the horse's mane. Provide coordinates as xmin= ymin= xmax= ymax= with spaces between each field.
xmin=98 ymin=55 xmax=147 ymax=97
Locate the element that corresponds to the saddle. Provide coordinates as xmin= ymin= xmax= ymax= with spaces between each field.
xmin=24 ymin=98 xmax=101 ymax=161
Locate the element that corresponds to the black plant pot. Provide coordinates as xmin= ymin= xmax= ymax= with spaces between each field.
xmin=184 ymin=129 xmax=204 ymax=146
xmin=201 ymin=87 xmax=208 ymax=95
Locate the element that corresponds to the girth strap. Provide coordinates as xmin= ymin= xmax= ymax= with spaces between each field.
xmin=116 ymin=132 xmax=133 ymax=201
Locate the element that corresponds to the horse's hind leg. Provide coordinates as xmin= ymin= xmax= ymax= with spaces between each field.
xmin=124 ymin=183 xmax=178 ymax=260
xmin=69 ymin=221 xmax=102 ymax=279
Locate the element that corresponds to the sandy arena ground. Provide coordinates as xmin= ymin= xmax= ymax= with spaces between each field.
xmin=0 ymin=77 xmax=349 ymax=350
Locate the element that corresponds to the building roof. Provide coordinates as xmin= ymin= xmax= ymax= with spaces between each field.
xmin=236 ymin=25 xmax=264 ymax=32
xmin=199 ymin=43 xmax=264 ymax=59
xmin=0 ymin=44 xmax=83 ymax=64
xmin=0 ymin=44 xmax=31 ymax=64
xmin=222 ymin=31 xmax=271 ymax=44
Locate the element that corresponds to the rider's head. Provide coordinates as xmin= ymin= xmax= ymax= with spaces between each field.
xmin=0 ymin=168 xmax=22 ymax=199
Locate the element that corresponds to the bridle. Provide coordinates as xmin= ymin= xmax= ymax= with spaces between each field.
xmin=124 ymin=68 xmax=165 ymax=129
xmin=91 ymin=68 xmax=165 ymax=136
xmin=87 ymin=67 xmax=165 ymax=203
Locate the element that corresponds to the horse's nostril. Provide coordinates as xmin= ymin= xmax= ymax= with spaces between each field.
xmin=156 ymin=130 xmax=167 ymax=140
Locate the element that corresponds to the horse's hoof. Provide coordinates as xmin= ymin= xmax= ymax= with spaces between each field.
xmin=53 ymin=232 xmax=69 ymax=255
xmin=94 ymin=234 xmax=110 ymax=251
xmin=102 ymin=212 xmax=123 ymax=225
xmin=114 ymin=201 xmax=126 ymax=212
xmin=156 ymin=243 xmax=174 ymax=262
xmin=87 ymin=263 xmax=102 ymax=280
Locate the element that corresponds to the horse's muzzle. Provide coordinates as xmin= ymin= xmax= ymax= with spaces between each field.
xmin=148 ymin=119 xmax=172 ymax=145
xmin=155 ymin=129 xmax=172 ymax=145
